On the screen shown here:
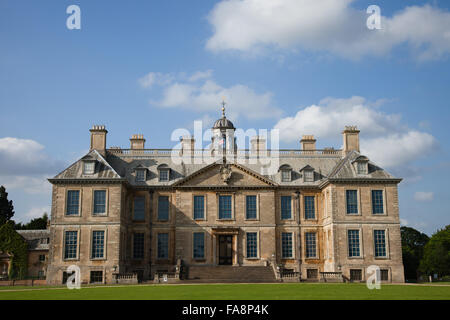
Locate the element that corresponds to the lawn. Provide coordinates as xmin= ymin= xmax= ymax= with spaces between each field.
xmin=0 ymin=283 xmax=449 ymax=300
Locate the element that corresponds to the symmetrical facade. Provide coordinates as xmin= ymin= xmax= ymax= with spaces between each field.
xmin=46 ymin=110 xmax=404 ymax=284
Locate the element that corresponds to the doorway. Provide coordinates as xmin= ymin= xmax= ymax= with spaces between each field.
xmin=218 ymin=235 xmax=233 ymax=265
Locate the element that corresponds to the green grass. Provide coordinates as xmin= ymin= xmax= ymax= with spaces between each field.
xmin=0 ymin=283 xmax=449 ymax=300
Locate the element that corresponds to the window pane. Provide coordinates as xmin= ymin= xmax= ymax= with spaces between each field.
xmin=133 ymin=197 xmax=145 ymax=221
xmin=64 ymin=231 xmax=77 ymax=259
xmin=90 ymin=271 xmax=103 ymax=283
xmin=84 ymin=162 xmax=95 ymax=175
xmin=219 ymin=195 xmax=232 ymax=219
xmin=193 ymin=196 xmax=205 ymax=220
xmin=246 ymin=195 xmax=257 ymax=219
xmin=193 ymin=233 xmax=205 ymax=259
xmin=66 ymin=191 xmax=80 ymax=215
xmin=281 ymin=196 xmax=291 ymax=220
xmin=304 ymin=170 xmax=314 ymax=182
xmin=304 ymin=196 xmax=315 ymax=219
xmin=346 ymin=190 xmax=358 ymax=214
xmin=357 ymin=162 xmax=366 ymax=174
xmin=91 ymin=231 xmax=105 ymax=259
xmin=374 ymin=230 xmax=386 ymax=257
xmin=281 ymin=233 xmax=293 ymax=258
xmin=133 ymin=233 xmax=144 ymax=259
xmin=305 ymin=232 xmax=316 ymax=258
xmin=158 ymin=233 xmax=169 ymax=259
xmin=348 ymin=230 xmax=360 ymax=257
xmin=372 ymin=190 xmax=384 ymax=214
xmin=246 ymin=232 xmax=258 ymax=258
xmin=136 ymin=170 xmax=145 ymax=182
xmin=93 ymin=190 xmax=106 ymax=215
xmin=158 ymin=196 xmax=169 ymax=220
xmin=159 ymin=169 xmax=169 ymax=182
xmin=281 ymin=170 xmax=291 ymax=182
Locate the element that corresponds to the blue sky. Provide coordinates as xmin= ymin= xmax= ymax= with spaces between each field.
xmin=0 ymin=0 xmax=449 ymax=235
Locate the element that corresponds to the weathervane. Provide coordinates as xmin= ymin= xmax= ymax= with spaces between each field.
xmin=221 ymin=97 xmax=226 ymax=117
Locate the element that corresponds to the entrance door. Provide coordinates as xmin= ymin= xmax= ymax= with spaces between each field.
xmin=218 ymin=235 xmax=233 ymax=265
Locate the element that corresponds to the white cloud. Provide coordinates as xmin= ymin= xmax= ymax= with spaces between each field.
xmin=274 ymin=96 xmax=401 ymax=142
xmin=361 ymin=131 xmax=437 ymax=168
xmin=0 ymin=137 xmax=61 ymax=175
xmin=414 ymin=191 xmax=434 ymax=202
xmin=138 ymin=72 xmax=175 ymax=88
xmin=206 ymin=1 xmax=450 ymax=61
xmin=274 ymin=96 xmax=437 ymax=168
xmin=141 ymin=70 xmax=282 ymax=120
xmin=1 ymin=175 xmax=52 ymax=195
xmin=25 ymin=206 xmax=50 ymax=219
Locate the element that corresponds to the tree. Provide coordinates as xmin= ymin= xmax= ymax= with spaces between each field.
xmin=0 ymin=186 xmax=14 ymax=226
xmin=0 ymin=222 xmax=28 ymax=279
xmin=419 ymin=225 xmax=450 ymax=278
xmin=15 ymin=213 xmax=49 ymax=230
xmin=401 ymin=226 xmax=429 ymax=280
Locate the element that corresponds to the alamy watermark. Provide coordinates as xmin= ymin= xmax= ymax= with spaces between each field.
xmin=366 ymin=265 xmax=382 ymax=290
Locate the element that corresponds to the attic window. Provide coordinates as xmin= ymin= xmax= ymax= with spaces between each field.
xmin=159 ymin=169 xmax=170 ymax=182
xmin=304 ymin=170 xmax=314 ymax=182
xmin=135 ymin=169 xmax=146 ymax=182
xmin=357 ymin=162 xmax=367 ymax=175
xmin=279 ymin=164 xmax=292 ymax=182
xmin=83 ymin=161 xmax=95 ymax=175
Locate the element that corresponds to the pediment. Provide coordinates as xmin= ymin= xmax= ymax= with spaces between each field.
xmin=174 ymin=163 xmax=277 ymax=187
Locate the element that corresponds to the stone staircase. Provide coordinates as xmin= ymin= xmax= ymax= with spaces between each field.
xmin=185 ymin=265 xmax=278 ymax=283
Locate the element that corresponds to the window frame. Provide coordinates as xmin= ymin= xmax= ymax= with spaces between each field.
xmin=132 ymin=232 xmax=145 ymax=260
xmin=217 ymin=194 xmax=234 ymax=220
xmin=133 ymin=196 xmax=146 ymax=222
xmin=157 ymin=195 xmax=170 ymax=222
xmin=371 ymin=189 xmax=386 ymax=215
xmin=245 ymin=195 xmax=259 ymax=220
xmin=281 ymin=169 xmax=292 ymax=182
xmin=157 ymin=232 xmax=170 ymax=260
xmin=92 ymin=189 xmax=108 ymax=216
xmin=305 ymin=232 xmax=318 ymax=259
xmin=90 ymin=229 xmax=107 ymax=260
xmin=63 ymin=229 xmax=79 ymax=261
xmin=280 ymin=195 xmax=293 ymax=220
xmin=83 ymin=161 xmax=95 ymax=175
xmin=303 ymin=169 xmax=314 ymax=182
xmin=304 ymin=195 xmax=316 ymax=220
xmin=65 ymin=189 xmax=81 ymax=217
xmin=193 ymin=194 xmax=206 ymax=221
xmin=158 ymin=169 xmax=170 ymax=182
xmin=135 ymin=169 xmax=147 ymax=182
xmin=345 ymin=189 xmax=359 ymax=215
xmin=281 ymin=232 xmax=294 ymax=259
xmin=347 ymin=229 xmax=362 ymax=258
xmin=373 ymin=229 xmax=389 ymax=259
xmin=245 ymin=231 xmax=259 ymax=259
xmin=192 ymin=232 xmax=206 ymax=260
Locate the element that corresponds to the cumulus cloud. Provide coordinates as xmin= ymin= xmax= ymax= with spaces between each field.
xmin=1 ymin=175 xmax=52 ymax=195
xmin=206 ymin=0 xmax=450 ymax=61
xmin=414 ymin=191 xmax=434 ymax=202
xmin=274 ymin=96 xmax=437 ymax=169
xmin=25 ymin=206 xmax=51 ymax=219
xmin=0 ymin=137 xmax=62 ymax=175
xmin=139 ymin=70 xmax=282 ymax=120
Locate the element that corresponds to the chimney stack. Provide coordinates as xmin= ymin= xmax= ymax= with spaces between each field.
xmin=130 ymin=134 xmax=146 ymax=150
xmin=180 ymin=136 xmax=195 ymax=156
xmin=250 ymin=136 xmax=267 ymax=157
xmin=300 ymin=135 xmax=316 ymax=151
xmin=90 ymin=125 xmax=108 ymax=156
xmin=342 ymin=126 xmax=360 ymax=154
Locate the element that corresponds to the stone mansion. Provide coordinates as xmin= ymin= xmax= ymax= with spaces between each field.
xmin=46 ymin=107 xmax=405 ymax=284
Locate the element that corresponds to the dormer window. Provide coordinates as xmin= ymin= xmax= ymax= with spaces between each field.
xmin=157 ymin=164 xmax=170 ymax=182
xmin=353 ymin=156 xmax=369 ymax=175
xmin=300 ymin=165 xmax=315 ymax=182
xmin=304 ymin=170 xmax=314 ymax=182
xmin=135 ymin=169 xmax=146 ymax=182
xmin=279 ymin=164 xmax=292 ymax=182
xmin=83 ymin=161 xmax=95 ymax=175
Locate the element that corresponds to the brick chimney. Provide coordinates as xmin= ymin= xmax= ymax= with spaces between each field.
xmin=342 ymin=126 xmax=360 ymax=154
xmin=130 ymin=134 xmax=146 ymax=150
xmin=90 ymin=125 xmax=108 ymax=156
xmin=250 ymin=136 xmax=267 ymax=157
xmin=300 ymin=135 xmax=316 ymax=151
